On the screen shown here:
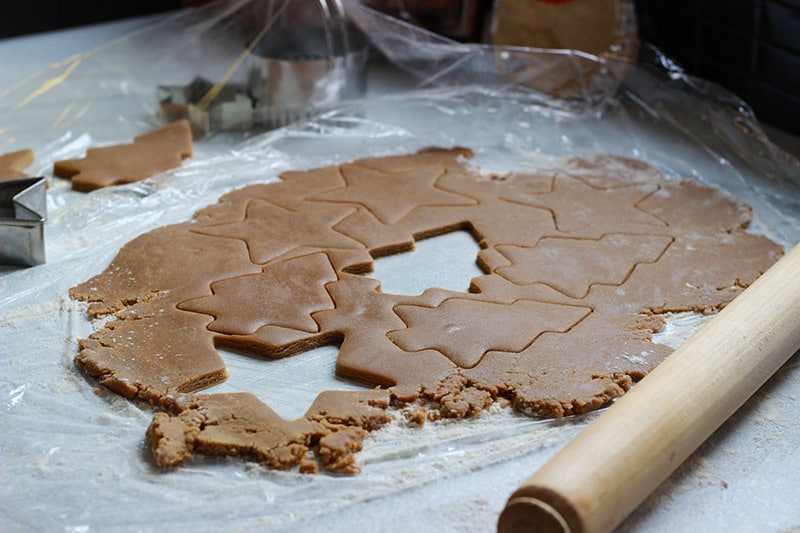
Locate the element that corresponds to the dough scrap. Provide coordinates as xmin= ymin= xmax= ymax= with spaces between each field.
xmin=0 ymin=149 xmax=34 ymax=181
xmin=53 ymin=119 xmax=193 ymax=192
xmin=70 ymin=148 xmax=783 ymax=473
xmin=146 ymin=390 xmax=390 ymax=474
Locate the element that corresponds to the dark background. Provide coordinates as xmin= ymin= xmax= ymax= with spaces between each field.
xmin=0 ymin=1 xmax=182 ymax=39
xmin=636 ymin=0 xmax=800 ymax=136
xmin=2 ymin=0 xmax=798 ymax=135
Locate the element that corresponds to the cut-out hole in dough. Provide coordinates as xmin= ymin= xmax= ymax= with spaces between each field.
xmin=652 ymin=311 xmax=715 ymax=349
xmin=369 ymin=230 xmax=483 ymax=295
xmin=209 ymin=345 xmax=368 ymax=420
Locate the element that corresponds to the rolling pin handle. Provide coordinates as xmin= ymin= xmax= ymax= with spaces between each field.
xmin=499 ymin=496 xmax=572 ymax=533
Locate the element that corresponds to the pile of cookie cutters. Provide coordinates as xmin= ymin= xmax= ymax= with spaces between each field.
xmin=158 ymin=0 xmax=369 ymax=136
xmin=0 ymin=177 xmax=47 ymax=267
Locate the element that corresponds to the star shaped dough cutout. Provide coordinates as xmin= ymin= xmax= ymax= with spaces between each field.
xmin=192 ymin=199 xmax=362 ymax=265
xmin=310 ymin=163 xmax=476 ymax=225
xmin=504 ymin=174 xmax=666 ymax=236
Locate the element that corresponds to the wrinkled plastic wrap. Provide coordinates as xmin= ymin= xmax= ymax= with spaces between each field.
xmin=2 ymin=1 xmax=800 ymax=531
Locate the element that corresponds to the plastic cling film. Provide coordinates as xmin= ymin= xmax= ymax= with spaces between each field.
xmin=2 ymin=2 xmax=800 ymax=531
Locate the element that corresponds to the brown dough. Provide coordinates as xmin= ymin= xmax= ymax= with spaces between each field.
xmin=147 ymin=389 xmax=390 ymax=474
xmin=53 ymin=119 xmax=193 ymax=192
xmin=0 ymin=149 xmax=34 ymax=181
xmin=70 ymin=148 xmax=783 ymax=473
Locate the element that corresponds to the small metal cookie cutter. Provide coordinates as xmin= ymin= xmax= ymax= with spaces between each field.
xmin=158 ymin=0 xmax=369 ymax=137
xmin=0 ymin=177 xmax=46 ymax=267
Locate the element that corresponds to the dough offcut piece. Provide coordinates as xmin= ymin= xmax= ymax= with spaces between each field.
xmin=54 ymin=119 xmax=193 ymax=192
xmin=0 ymin=149 xmax=34 ymax=181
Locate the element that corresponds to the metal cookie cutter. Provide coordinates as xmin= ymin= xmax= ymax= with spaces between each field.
xmin=0 ymin=177 xmax=46 ymax=267
xmin=158 ymin=0 xmax=369 ymax=136
xmin=247 ymin=0 xmax=370 ymax=128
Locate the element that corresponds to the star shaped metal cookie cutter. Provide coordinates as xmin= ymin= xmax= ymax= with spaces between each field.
xmin=0 ymin=177 xmax=46 ymax=267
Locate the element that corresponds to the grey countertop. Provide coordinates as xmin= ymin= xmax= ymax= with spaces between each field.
xmin=1 ymin=11 xmax=798 ymax=533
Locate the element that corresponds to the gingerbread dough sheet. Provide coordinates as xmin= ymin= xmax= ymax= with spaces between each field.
xmin=69 ymin=148 xmax=783 ymax=473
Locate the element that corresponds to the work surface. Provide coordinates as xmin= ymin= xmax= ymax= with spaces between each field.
xmin=2 ymin=10 xmax=799 ymax=532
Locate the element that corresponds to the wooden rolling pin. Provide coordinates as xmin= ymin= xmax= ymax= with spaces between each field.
xmin=498 ymin=242 xmax=800 ymax=533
